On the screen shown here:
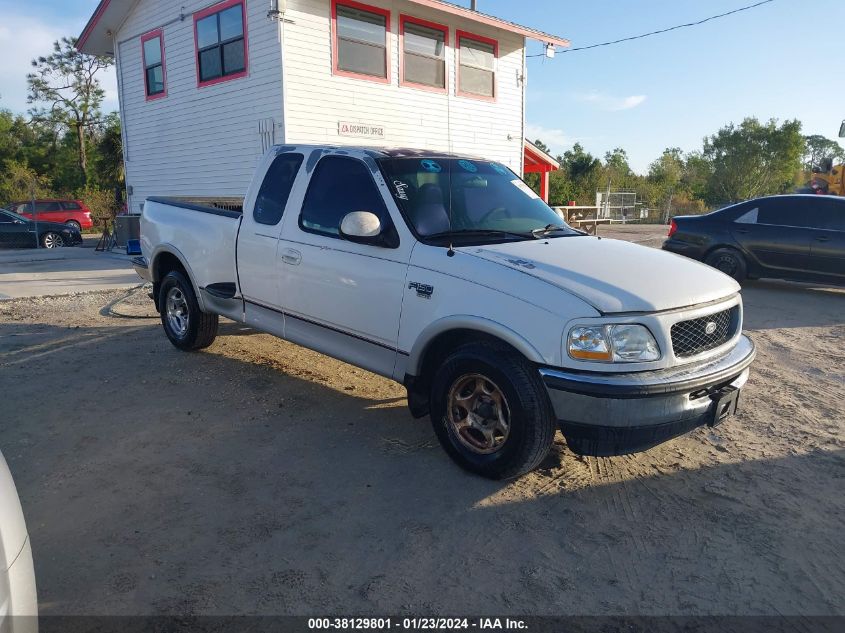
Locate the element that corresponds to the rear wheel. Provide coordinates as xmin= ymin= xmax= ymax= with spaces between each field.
xmin=41 ymin=232 xmax=63 ymax=249
xmin=705 ymin=248 xmax=747 ymax=282
xmin=158 ymin=271 xmax=219 ymax=351
xmin=65 ymin=220 xmax=82 ymax=232
xmin=429 ymin=341 xmax=556 ymax=480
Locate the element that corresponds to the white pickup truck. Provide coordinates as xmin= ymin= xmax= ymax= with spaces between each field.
xmin=135 ymin=145 xmax=755 ymax=479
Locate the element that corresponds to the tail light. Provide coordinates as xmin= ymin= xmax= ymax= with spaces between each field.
xmin=668 ymin=219 xmax=678 ymax=238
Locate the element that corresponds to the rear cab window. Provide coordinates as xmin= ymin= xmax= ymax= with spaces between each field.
xmin=253 ymin=153 xmax=304 ymax=226
xmin=62 ymin=202 xmax=82 ymax=210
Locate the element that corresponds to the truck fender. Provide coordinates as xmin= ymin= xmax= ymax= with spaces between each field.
xmin=150 ymin=244 xmax=208 ymax=312
xmin=405 ymin=315 xmax=546 ymax=378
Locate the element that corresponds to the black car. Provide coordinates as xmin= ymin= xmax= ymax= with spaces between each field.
xmin=0 ymin=208 xmax=83 ymax=249
xmin=663 ymin=195 xmax=845 ymax=285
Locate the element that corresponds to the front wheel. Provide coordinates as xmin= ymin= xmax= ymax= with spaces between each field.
xmin=430 ymin=342 xmax=556 ymax=480
xmin=41 ymin=232 xmax=64 ymax=249
xmin=158 ymin=271 xmax=219 ymax=351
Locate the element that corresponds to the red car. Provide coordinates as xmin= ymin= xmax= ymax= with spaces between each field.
xmin=7 ymin=199 xmax=94 ymax=231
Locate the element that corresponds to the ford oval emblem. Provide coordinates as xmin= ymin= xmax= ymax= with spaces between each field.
xmin=705 ymin=321 xmax=718 ymax=335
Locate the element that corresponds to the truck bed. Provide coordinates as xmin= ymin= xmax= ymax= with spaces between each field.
xmin=140 ymin=197 xmax=242 ymax=305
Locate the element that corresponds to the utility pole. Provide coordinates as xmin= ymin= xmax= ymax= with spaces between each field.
xmin=30 ymin=181 xmax=39 ymax=249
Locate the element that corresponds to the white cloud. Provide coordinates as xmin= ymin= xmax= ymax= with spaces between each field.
xmin=577 ymin=91 xmax=647 ymax=112
xmin=0 ymin=13 xmax=119 ymax=115
xmin=525 ymin=123 xmax=578 ymax=154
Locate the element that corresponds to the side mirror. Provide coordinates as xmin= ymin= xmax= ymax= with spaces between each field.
xmin=839 ymin=120 xmax=845 ymax=138
xmin=339 ymin=211 xmax=396 ymax=248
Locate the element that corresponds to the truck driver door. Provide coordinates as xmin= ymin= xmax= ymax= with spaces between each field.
xmin=276 ymin=153 xmax=413 ymax=379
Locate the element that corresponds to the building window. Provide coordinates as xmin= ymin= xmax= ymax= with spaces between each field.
xmin=332 ymin=0 xmax=390 ymax=83
xmin=457 ymin=31 xmax=497 ymax=100
xmin=141 ymin=30 xmax=166 ymax=99
xmin=194 ymin=0 xmax=248 ymax=87
xmin=400 ymin=16 xmax=447 ymax=92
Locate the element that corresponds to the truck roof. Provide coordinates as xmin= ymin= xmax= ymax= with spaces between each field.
xmin=273 ymin=144 xmax=488 ymax=162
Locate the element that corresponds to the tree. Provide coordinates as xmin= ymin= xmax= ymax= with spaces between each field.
xmin=648 ymin=148 xmax=685 ymax=221
xmin=94 ymin=112 xmax=124 ymax=191
xmin=531 ymin=139 xmax=552 ymax=155
xmin=802 ymin=134 xmax=845 ymax=171
xmin=703 ymin=118 xmax=805 ymax=203
xmin=27 ymin=37 xmax=113 ymax=186
xmin=604 ymin=148 xmax=631 ymax=176
xmin=0 ymin=160 xmax=53 ymax=204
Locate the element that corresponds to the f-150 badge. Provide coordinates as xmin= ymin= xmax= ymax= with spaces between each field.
xmin=409 ymin=282 xmax=434 ymax=299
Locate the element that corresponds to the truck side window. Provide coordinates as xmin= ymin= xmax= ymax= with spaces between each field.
xmin=300 ymin=156 xmax=390 ymax=238
xmin=253 ymin=153 xmax=304 ymax=226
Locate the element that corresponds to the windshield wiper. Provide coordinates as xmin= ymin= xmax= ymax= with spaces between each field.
xmin=531 ymin=224 xmax=580 ymax=238
xmin=425 ymin=229 xmax=536 ymax=242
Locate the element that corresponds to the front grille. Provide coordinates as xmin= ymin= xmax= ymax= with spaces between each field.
xmin=671 ymin=306 xmax=739 ymax=358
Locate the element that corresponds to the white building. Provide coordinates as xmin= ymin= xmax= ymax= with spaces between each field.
xmin=78 ymin=0 xmax=567 ymax=213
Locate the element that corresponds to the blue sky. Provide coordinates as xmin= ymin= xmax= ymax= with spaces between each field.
xmin=1 ymin=0 xmax=843 ymax=173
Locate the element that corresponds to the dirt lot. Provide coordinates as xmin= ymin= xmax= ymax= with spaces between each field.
xmin=0 ymin=226 xmax=843 ymax=616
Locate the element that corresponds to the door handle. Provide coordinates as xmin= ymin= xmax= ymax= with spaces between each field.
xmin=281 ymin=248 xmax=302 ymax=266
xmin=814 ymin=236 xmax=831 ymax=243
xmin=734 ymin=228 xmax=750 ymax=234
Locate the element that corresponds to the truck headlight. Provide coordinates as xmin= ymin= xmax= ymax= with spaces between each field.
xmin=568 ymin=325 xmax=660 ymax=363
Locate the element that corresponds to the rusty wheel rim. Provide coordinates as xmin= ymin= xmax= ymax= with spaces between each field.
xmin=446 ymin=373 xmax=511 ymax=455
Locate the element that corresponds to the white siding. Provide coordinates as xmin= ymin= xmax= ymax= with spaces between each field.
xmin=116 ymin=0 xmax=284 ymax=212
xmin=282 ymin=0 xmax=526 ymax=172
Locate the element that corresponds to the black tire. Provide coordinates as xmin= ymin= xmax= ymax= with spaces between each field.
xmin=705 ymin=247 xmax=747 ymax=282
xmin=65 ymin=220 xmax=82 ymax=232
xmin=41 ymin=232 xmax=64 ymax=249
xmin=429 ymin=341 xmax=556 ymax=480
xmin=158 ymin=270 xmax=219 ymax=351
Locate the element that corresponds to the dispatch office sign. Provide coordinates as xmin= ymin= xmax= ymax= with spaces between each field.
xmin=338 ymin=121 xmax=386 ymax=139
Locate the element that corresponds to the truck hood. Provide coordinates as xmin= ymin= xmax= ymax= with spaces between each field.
xmin=463 ymin=236 xmax=740 ymax=314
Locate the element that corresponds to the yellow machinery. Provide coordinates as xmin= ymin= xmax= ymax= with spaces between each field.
xmin=807 ymin=121 xmax=845 ymax=195
xmin=810 ymin=158 xmax=843 ymax=195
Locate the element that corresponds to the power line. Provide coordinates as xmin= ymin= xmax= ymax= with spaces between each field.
xmin=527 ymin=0 xmax=776 ymax=57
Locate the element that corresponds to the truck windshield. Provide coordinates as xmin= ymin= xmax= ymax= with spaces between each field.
xmin=378 ymin=157 xmax=578 ymax=242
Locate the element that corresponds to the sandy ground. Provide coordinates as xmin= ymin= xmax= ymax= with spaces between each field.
xmin=0 ymin=226 xmax=843 ymax=616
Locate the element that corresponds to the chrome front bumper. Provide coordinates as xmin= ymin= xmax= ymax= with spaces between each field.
xmin=540 ymin=335 xmax=756 ymax=456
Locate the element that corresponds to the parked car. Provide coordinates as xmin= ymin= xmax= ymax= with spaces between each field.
xmin=7 ymin=199 xmax=94 ymax=232
xmin=664 ymin=195 xmax=845 ymax=285
xmin=0 ymin=451 xmax=38 ymax=631
xmin=135 ymin=145 xmax=755 ymax=480
xmin=0 ymin=209 xmax=83 ymax=248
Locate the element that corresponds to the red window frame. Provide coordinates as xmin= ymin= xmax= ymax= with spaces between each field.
xmin=456 ymin=29 xmax=498 ymax=102
xmin=399 ymin=15 xmax=448 ymax=94
xmin=141 ymin=28 xmax=167 ymax=101
xmin=193 ymin=0 xmax=249 ymax=88
xmin=331 ymin=0 xmax=392 ymax=85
